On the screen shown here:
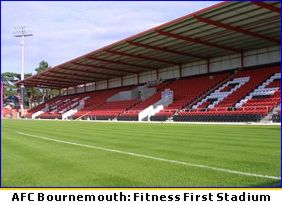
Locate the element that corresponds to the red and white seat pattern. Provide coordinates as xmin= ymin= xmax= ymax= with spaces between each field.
xmin=176 ymin=66 xmax=280 ymax=120
xmin=192 ymin=77 xmax=250 ymax=110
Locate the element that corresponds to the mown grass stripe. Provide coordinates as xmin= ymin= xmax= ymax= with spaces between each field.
xmin=17 ymin=131 xmax=280 ymax=180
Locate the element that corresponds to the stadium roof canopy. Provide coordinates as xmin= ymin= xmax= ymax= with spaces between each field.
xmin=17 ymin=1 xmax=280 ymax=89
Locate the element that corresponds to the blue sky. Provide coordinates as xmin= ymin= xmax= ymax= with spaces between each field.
xmin=1 ymin=1 xmax=219 ymax=74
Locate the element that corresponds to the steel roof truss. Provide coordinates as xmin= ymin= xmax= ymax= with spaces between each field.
xmin=36 ymin=74 xmax=86 ymax=84
xmin=31 ymin=77 xmax=79 ymax=85
xmin=105 ymin=49 xmax=179 ymax=66
xmin=84 ymin=56 xmax=152 ymax=72
xmin=71 ymin=62 xmax=122 ymax=77
xmin=25 ymin=79 xmax=73 ymax=87
xmin=254 ymin=2 xmax=280 ymax=14
xmin=156 ymin=30 xmax=241 ymax=53
xmin=126 ymin=41 xmax=207 ymax=60
xmin=59 ymin=66 xmax=109 ymax=80
xmin=51 ymin=70 xmax=96 ymax=82
xmin=40 ymin=73 xmax=94 ymax=83
xmin=194 ymin=15 xmax=279 ymax=44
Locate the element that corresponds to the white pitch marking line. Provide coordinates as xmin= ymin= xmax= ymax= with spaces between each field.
xmin=17 ymin=131 xmax=280 ymax=180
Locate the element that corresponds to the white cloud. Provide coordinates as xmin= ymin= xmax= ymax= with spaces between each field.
xmin=1 ymin=1 xmax=220 ymax=74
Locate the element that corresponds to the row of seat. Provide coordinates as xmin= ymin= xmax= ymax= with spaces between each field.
xmin=82 ymin=99 xmax=139 ymax=119
xmin=154 ymin=72 xmax=231 ymax=118
xmin=175 ymin=66 xmax=280 ymax=121
xmin=173 ymin=114 xmax=262 ymax=122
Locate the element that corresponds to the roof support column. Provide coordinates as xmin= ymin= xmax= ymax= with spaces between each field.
xmin=121 ymin=76 xmax=123 ymax=87
xmin=207 ymin=58 xmax=210 ymax=73
xmin=137 ymin=73 xmax=139 ymax=85
xmin=106 ymin=80 xmax=109 ymax=89
xmin=156 ymin=69 xmax=159 ymax=80
xmin=241 ymin=52 xmax=244 ymax=68
xmin=84 ymin=84 xmax=86 ymax=93
xmin=179 ymin=65 xmax=182 ymax=78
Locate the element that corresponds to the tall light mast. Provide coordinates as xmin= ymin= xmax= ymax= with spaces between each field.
xmin=14 ymin=26 xmax=33 ymax=115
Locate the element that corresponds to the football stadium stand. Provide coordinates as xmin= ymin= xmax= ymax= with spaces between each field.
xmin=16 ymin=1 xmax=280 ymax=123
xmin=25 ymin=65 xmax=280 ymax=122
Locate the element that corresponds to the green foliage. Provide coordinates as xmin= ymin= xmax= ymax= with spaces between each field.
xmin=2 ymin=121 xmax=280 ymax=187
xmin=1 ymin=72 xmax=20 ymax=96
xmin=1 ymin=61 xmax=59 ymax=108
xmin=1 ymin=72 xmax=20 ymax=81
xmin=35 ymin=60 xmax=50 ymax=73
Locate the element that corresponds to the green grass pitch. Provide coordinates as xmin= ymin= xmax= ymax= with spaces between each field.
xmin=2 ymin=119 xmax=281 ymax=187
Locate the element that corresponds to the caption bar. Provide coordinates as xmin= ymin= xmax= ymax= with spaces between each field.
xmin=1 ymin=190 xmax=281 ymax=205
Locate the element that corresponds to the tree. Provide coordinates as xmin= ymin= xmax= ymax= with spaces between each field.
xmin=2 ymin=61 xmax=60 ymax=109
xmin=1 ymin=72 xmax=21 ymax=97
xmin=35 ymin=60 xmax=50 ymax=73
